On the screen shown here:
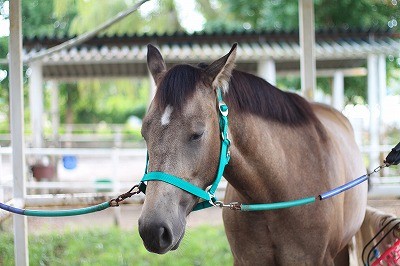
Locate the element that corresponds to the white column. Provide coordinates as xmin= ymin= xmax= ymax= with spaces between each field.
xmin=48 ymin=80 xmax=59 ymax=143
xmin=332 ymin=71 xmax=344 ymax=111
xmin=299 ymin=0 xmax=316 ymax=100
xmin=378 ymin=55 xmax=387 ymax=175
xmin=378 ymin=55 xmax=387 ymax=130
xmin=368 ymin=54 xmax=380 ymax=170
xmin=9 ymin=0 xmax=29 ymax=265
xmin=257 ymin=59 xmax=276 ymax=86
xmin=29 ymin=61 xmax=44 ymax=148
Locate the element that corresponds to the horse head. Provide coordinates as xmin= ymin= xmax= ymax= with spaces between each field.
xmin=138 ymin=44 xmax=237 ymax=254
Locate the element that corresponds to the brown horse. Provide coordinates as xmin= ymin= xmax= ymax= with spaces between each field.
xmin=138 ymin=43 xmax=368 ymax=265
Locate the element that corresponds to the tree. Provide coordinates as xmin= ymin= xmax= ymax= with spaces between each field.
xmin=197 ymin=0 xmax=399 ymax=32
xmin=0 ymin=0 xmax=184 ymax=127
xmin=0 ymin=0 xmax=77 ymax=131
xmin=54 ymin=0 xmax=184 ymax=36
xmin=195 ymin=0 xmax=399 ymax=104
xmin=1 ymin=0 xmax=398 ymax=127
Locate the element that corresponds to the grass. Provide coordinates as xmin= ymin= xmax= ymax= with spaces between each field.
xmin=0 ymin=225 xmax=233 ymax=266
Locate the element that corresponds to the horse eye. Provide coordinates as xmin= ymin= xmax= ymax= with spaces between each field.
xmin=190 ymin=131 xmax=204 ymax=141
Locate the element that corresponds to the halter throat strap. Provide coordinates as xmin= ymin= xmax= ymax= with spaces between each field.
xmin=140 ymin=88 xmax=231 ymax=211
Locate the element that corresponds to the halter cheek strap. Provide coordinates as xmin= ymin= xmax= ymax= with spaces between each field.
xmin=140 ymin=88 xmax=231 ymax=211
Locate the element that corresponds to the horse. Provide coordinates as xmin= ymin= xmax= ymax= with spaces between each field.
xmin=138 ymin=43 xmax=368 ymax=265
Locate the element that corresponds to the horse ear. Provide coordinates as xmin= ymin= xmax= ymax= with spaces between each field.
xmin=205 ymin=43 xmax=237 ymax=91
xmin=147 ymin=44 xmax=167 ymax=83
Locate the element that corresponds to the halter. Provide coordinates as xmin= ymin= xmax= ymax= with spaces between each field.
xmin=139 ymin=88 xmax=400 ymax=212
xmin=140 ymin=88 xmax=231 ymax=211
xmin=0 ymin=90 xmax=398 ymax=216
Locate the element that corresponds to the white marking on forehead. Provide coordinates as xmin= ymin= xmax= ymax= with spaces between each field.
xmin=161 ymin=105 xmax=173 ymax=126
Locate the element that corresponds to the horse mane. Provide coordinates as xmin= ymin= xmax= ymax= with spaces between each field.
xmin=226 ymin=70 xmax=319 ymax=126
xmin=154 ymin=64 xmax=326 ymax=137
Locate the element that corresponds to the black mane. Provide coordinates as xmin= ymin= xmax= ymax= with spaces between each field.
xmin=154 ymin=64 xmax=322 ymax=128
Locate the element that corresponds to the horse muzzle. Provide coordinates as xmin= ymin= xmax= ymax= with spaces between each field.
xmin=138 ymin=215 xmax=185 ymax=254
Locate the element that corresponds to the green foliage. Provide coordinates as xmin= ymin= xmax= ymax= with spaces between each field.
xmin=198 ymin=0 xmax=400 ymax=102
xmin=200 ymin=0 xmax=400 ymax=32
xmin=21 ymin=0 xmax=76 ymax=38
xmin=345 ymin=76 xmax=368 ymax=104
xmin=0 ymin=226 xmax=233 ymax=265
xmin=70 ymin=79 xmax=149 ymax=124
xmin=67 ymin=0 xmax=183 ymax=36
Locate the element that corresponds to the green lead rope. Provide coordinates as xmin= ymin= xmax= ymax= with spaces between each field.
xmin=240 ymin=197 xmax=316 ymax=211
xmin=23 ymin=202 xmax=111 ymax=217
xmin=0 ymin=201 xmax=111 ymax=217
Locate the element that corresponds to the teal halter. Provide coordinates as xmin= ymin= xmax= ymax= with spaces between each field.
xmin=140 ymin=88 xmax=231 ymax=211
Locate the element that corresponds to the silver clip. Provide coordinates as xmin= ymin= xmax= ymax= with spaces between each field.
xmin=229 ymin=202 xmax=241 ymax=211
xmin=211 ymin=201 xmax=241 ymax=211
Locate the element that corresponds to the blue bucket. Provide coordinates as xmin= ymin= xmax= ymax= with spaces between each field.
xmin=63 ymin=155 xmax=77 ymax=170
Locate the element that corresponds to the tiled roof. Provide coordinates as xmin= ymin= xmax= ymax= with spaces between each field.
xmin=22 ymin=28 xmax=400 ymax=80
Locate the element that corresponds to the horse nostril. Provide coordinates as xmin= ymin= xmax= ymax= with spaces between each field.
xmin=159 ymin=225 xmax=173 ymax=249
xmin=138 ymin=219 xmax=174 ymax=254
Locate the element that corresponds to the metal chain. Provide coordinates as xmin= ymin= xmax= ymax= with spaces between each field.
xmin=109 ymin=184 xmax=142 ymax=207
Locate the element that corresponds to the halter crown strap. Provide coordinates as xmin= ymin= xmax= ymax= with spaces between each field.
xmin=140 ymin=88 xmax=230 ymax=211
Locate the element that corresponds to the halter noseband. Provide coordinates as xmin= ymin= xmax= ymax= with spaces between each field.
xmin=140 ymin=88 xmax=231 ymax=211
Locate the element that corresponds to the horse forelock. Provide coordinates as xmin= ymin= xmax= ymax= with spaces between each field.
xmin=154 ymin=64 xmax=203 ymax=111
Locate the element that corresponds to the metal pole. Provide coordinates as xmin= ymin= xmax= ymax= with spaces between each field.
xmin=299 ymin=0 xmax=316 ymax=100
xmin=368 ymin=54 xmax=380 ymax=171
xmin=378 ymin=54 xmax=387 ymax=175
xmin=9 ymin=0 xmax=29 ymax=265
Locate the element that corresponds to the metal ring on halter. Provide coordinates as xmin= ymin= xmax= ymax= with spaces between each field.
xmin=218 ymin=102 xmax=229 ymax=116
xmin=208 ymin=193 xmax=217 ymax=206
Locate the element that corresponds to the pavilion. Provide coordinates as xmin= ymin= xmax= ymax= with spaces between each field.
xmin=23 ymin=28 xmax=400 ymax=165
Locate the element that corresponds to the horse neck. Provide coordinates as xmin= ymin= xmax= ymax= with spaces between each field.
xmin=223 ymin=109 xmax=327 ymax=202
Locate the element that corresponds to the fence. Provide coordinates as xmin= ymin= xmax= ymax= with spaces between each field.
xmin=0 ymin=145 xmax=398 ymax=212
xmin=0 ymin=146 xmax=229 ymax=223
